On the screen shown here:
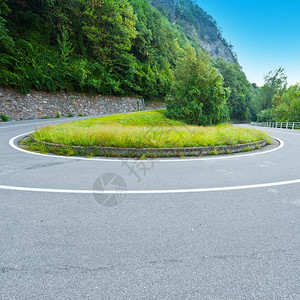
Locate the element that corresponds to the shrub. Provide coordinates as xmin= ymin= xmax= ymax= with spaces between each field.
xmin=0 ymin=114 xmax=10 ymax=121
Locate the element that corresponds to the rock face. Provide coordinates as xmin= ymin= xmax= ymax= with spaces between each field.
xmin=0 ymin=88 xmax=145 ymax=121
xmin=150 ymin=0 xmax=236 ymax=63
xmin=199 ymin=39 xmax=235 ymax=62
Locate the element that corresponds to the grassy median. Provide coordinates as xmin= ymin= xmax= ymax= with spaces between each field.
xmin=23 ymin=110 xmax=269 ymax=156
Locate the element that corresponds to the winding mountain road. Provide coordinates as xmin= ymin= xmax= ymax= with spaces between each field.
xmin=0 ymin=118 xmax=300 ymax=299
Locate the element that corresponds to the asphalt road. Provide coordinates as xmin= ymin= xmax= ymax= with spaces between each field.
xmin=0 ymin=118 xmax=300 ymax=299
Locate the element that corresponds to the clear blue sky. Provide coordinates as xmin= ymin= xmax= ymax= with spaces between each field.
xmin=196 ymin=0 xmax=300 ymax=86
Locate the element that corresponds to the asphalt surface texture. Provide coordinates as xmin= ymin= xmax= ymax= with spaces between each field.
xmin=0 ymin=117 xmax=300 ymax=300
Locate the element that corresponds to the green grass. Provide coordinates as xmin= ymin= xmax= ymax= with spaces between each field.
xmin=26 ymin=110 xmax=269 ymax=151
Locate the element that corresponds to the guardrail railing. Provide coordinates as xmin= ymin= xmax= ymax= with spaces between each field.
xmin=251 ymin=122 xmax=300 ymax=130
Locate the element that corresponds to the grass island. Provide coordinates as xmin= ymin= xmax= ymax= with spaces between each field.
xmin=23 ymin=110 xmax=270 ymax=158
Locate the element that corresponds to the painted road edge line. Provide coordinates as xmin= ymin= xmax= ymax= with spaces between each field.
xmin=9 ymin=132 xmax=284 ymax=163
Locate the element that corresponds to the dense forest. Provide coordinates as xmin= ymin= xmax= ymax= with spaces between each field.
xmin=2 ymin=0 xmax=296 ymax=123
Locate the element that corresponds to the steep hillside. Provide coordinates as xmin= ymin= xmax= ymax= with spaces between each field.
xmin=151 ymin=0 xmax=237 ymax=63
xmin=0 ymin=0 xmax=253 ymax=122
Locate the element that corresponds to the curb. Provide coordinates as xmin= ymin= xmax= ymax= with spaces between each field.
xmin=27 ymin=137 xmax=268 ymax=158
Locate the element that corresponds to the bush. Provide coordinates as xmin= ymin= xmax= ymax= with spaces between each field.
xmin=0 ymin=114 xmax=10 ymax=122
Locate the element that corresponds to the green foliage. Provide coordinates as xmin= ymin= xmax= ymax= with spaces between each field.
xmin=0 ymin=15 xmax=13 ymax=51
xmin=0 ymin=0 xmax=10 ymax=17
xmin=0 ymin=0 xmax=247 ymax=121
xmin=214 ymin=59 xmax=253 ymax=121
xmin=0 ymin=0 xmax=190 ymax=97
xmin=272 ymin=84 xmax=300 ymax=122
xmin=0 ymin=114 xmax=10 ymax=122
xmin=80 ymin=0 xmax=137 ymax=63
xmin=256 ymin=108 xmax=274 ymax=122
xmin=57 ymin=26 xmax=74 ymax=63
xmin=128 ymin=0 xmax=188 ymax=99
xmin=166 ymin=45 xmax=229 ymax=125
xmin=252 ymin=68 xmax=300 ymax=122
xmin=252 ymin=68 xmax=287 ymax=116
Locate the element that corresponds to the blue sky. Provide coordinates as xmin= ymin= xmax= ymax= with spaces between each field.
xmin=196 ymin=0 xmax=300 ymax=86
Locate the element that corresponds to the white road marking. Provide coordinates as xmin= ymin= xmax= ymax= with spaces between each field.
xmin=9 ymin=132 xmax=284 ymax=163
xmin=2 ymin=121 xmax=299 ymax=194
xmin=0 ymin=179 xmax=300 ymax=194
xmin=0 ymin=120 xmax=67 ymax=130
xmin=0 ymin=116 xmax=96 ymax=130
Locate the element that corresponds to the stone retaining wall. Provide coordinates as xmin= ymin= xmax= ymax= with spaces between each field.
xmin=27 ymin=137 xmax=268 ymax=158
xmin=0 ymin=88 xmax=145 ymax=121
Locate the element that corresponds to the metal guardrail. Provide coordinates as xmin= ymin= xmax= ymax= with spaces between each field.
xmin=251 ymin=122 xmax=300 ymax=130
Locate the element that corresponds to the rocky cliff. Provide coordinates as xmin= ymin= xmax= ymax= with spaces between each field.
xmin=150 ymin=0 xmax=237 ymax=63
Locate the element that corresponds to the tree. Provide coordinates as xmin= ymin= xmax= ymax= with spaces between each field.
xmin=255 ymin=67 xmax=287 ymax=112
xmin=273 ymin=84 xmax=300 ymax=122
xmin=214 ymin=59 xmax=252 ymax=121
xmin=264 ymin=67 xmax=287 ymax=90
xmin=166 ymin=45 xmax=229 ymax=125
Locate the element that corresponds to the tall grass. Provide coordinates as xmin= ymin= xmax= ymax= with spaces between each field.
xmin=31 ymin=110 xmax=268 ymax=148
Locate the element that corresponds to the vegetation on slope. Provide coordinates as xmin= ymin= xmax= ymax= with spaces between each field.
xmin=0 ymin=0 xmax=255 ymax=123
xmin=0 ymin=0 xmax=188 ymax=98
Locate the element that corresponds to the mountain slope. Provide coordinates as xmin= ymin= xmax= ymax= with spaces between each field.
xmin=0 ymin=0 xmax=242 ymax=104
xmin=151 ymin=0 xmax=236 ymax=63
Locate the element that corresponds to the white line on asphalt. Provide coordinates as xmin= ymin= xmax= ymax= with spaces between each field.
xmin=0 ymin=116 xmax=95 ymax=130
xmin=0 ymin=120 xmax=66 ymax=129
xmin=9 ymin=132 xmax=284 ymax=163
xmin=1 ymin=179 xmax=300 ymax=194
